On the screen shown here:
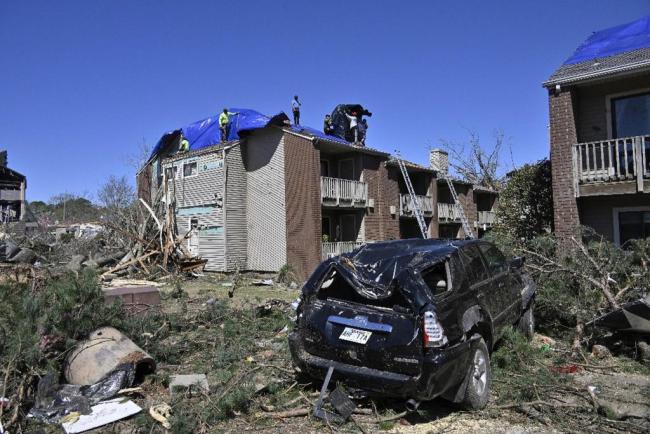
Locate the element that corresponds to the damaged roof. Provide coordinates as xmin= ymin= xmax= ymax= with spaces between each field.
xmin=386 ymin=158 xmax=435 ymax=173
xmin=545 ymin=15 xmax=650 ymax=87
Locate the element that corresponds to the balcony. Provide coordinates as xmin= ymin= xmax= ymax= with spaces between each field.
xmin=572 ymin=135 xmax=650 ymax=197
xmin=399 ymin=194 xmax=434 ymax=218
xmin=321 ymin=177 xmax=368 ymax=208
xmin=477 ymin=210 xmax=496 ymax=227
xmin=438 ymin=203 xmax=462 ymax=222
xmin=322 ymin=241 xmax=366 ymax=259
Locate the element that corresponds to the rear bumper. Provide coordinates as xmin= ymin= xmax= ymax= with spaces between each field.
xmin=288 ymin=331 xmax=473 ymax=400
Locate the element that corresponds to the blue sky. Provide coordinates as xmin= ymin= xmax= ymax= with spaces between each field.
xmin=1 ymin=1 xmax=649 ymax=202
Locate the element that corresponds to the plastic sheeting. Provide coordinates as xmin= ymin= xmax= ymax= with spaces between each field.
xmin=149 ymin=109 xmax=289 ymax=158
xmin=565 ymin=15 xmax=650 ymax=65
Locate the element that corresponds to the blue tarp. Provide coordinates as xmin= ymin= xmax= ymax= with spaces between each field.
xmin=565 ymin=15 xmax=650 ymax=65
xmin=149 ymin=108 xmax=348 ymax=159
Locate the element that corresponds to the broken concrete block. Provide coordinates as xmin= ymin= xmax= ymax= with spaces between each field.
xmin=169 ymin=374 xmax=209 ymax=398
xmin=103 ymin=286 xmax=161 ymax=310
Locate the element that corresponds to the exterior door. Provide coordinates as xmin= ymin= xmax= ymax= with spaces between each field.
xmin=188 ymin=218 xmax=200 ymax=255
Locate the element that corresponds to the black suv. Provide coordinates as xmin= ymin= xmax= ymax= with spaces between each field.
xmin=289 ymin=239 xmax=535 ymax=410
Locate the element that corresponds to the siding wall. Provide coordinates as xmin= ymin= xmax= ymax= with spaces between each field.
xmin=163 ymin=152 xmax=226 ymax=271
xmin=224 ymin=144 xmax=247 ymax=271
xmin=244 ymin=129 xmax=287 ymax=271
xmin=284 ymin=133 xmax=322 ymax=280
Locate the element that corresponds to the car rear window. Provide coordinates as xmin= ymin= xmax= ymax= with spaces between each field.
xmin=459 ymin=245 xmax=489 ymax=285
xmin=478 ymin=243 xmax=507 ymax=275
xmin=421 ymin=262 xmax=450 ymax=296
xmin=316 ymin=271 xmax=412 ymax=311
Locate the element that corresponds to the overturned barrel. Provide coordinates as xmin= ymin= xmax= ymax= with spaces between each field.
xmin=65 ymin=327 xmax=156 ymax=385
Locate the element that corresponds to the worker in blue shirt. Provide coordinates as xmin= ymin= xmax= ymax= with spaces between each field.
xmin=291 ymin=95 xmax=301 ymax=125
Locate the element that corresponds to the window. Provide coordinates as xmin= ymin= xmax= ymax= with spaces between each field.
xmin=459 ymin=245 xmax=489 ymax=285
xmin=611 ymin=91 xmax=650 ymax=138
xmin=164 ymin=166 xmax=177 ymax=180
xmin=421 ymin=262 xmax=451 ymax=296
xmin=618 ymin=210 xmax=650 ymax=245
xmin=478 ymin=243 xmax=507 ymax=275
xmin=322 ymin=216 xmax=332 ymax=241
xmin=183 ymin=162 xmax=198 ymax=177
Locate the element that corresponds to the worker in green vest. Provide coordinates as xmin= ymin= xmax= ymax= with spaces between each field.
xmin=219 ymin=108 xmax=238 ymax=142
xmin=179 ymin=135 xmax=189 ymax=152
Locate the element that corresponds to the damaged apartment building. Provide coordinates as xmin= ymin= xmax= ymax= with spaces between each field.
xmin=0 ymin=150 xmax=27 ymax=223
xmin=138 ymin=108 xmax=497 ymax=279
xmin=546 ymin=15 xmax=650 ymax=244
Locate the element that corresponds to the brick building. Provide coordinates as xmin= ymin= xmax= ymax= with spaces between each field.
xmin=138 ymin=109 xmax=496 ymax=279
xmin=545 ymin=15 xmax=650 ymax=244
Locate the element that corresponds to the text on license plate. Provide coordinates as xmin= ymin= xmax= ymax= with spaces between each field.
xmin=339 ymin=327 xmax=372 ymax=344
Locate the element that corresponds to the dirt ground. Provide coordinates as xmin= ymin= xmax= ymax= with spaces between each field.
xmin=22 ymin=274 xmax=649 ymax=434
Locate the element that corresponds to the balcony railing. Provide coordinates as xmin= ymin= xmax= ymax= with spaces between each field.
xmin=322 ymin=241 xmax=366 ymax=259
xmin=477 ymin=210 xmax=496 ymax=226
xmin=321 ymin=177 xmax=368 ymax=207
xmin=438 ymin=203 xmax=462 ymax=222
xmin=572 ymin=135 xmax=650 ymax=196
xmin=399 ymin=194 xmax=434 ymax=217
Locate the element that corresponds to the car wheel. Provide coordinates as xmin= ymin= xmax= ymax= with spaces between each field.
xmin=460 ymin=338 xmax=491 ymax=410
xmin=518 ymin=304 xmax=535 ymax=340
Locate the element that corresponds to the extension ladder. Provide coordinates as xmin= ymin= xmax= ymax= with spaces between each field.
xmin=443 ymin=175 xmax=475 ymax=238
xmin=396 ymin=155 xmax=428 ymax=239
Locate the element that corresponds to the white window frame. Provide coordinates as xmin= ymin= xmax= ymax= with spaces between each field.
xmin=183 ymin=161 xmax=198 ymax=178
xmin=605 ymin=87 xmax=650 ymax=139
xmin=612 ymin=206 xmax=650 ymax=245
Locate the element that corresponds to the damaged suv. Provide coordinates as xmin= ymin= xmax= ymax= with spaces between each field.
xmin=289 ymin=239 xmax=535 ymax=410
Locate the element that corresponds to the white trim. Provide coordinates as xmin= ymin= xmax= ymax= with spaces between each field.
xmin=612 ymin=205 xmax=650 ymax=245
xmin=605 ymin=87 xmax=650 ymax=139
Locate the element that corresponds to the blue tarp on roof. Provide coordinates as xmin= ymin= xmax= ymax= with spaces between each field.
xmin=149 ymin=108 xmax=350 ymax=159
xmin=565 ymin=15 xmax=650 ymax=65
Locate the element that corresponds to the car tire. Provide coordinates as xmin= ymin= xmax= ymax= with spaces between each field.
xmin=460 ymin=338 xmax=491 ymax=410
xmin=518 ymin=303 xmax=535 ymax=340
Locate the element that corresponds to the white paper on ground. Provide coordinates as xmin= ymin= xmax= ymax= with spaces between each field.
xmin=62 ymin=398 xmax=141 ymax=434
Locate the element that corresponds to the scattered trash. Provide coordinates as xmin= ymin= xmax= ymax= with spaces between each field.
xmin=252 ymin=279 xmax=274 ymax=286
xmin=149 ymin=403 xmax=172 ymax=429
xmin=591 ymin=344 xmax=612 ymax=359
xmin=65 ymin=327 xmax=155 ymax=385
xmin=206 ymin=298 xmax=216 ymax=305
xmin=60 ymin=398 xmax=141 ymax=434
xmin=169 ymin=374 xmax=209 ymax=398
xmin=591 ymin=294 xmax=650 ymax=334
xmin=329 ymin=385 xmax=356 ymax=420
xmin=29 ymin=363 xmax=138 ymax=422
xmin=549 ymin=364 xmax=580 ymax=374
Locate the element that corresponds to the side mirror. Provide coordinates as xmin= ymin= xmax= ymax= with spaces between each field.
xmin=510 ymin=256 xmax=525 ymax=269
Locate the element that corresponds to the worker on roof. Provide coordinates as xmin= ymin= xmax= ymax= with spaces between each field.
xmin=219 ymin=108 xmax=238 ymax=142
xmin=345 ymin=111 xmax=359 ymax=143
xmin=358 ymin=118 xmax=367 ymax=146
xmin=323 ymin=114 xmax=333 ymax=135
xmin=179 ymin=135 xmax=189 ymax=152
xmin=291 ymin=95 xmax=301 ymax=125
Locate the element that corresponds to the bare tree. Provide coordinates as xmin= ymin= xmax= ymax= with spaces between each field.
xmin=124 ymin=138 xmax=152 ymax=172
xmin=439 ymin=130 xmax=509 ymax=190
xmin=97 ymin=176 xmax=139 ymax=249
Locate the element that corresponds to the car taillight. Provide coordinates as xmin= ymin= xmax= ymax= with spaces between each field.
xmin=423 ymin=311 xmax=448 ymax=348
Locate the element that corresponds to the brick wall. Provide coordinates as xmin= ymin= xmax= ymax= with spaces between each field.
xmin=427 ymin=173 xmax=439 ymax=237
xmin=363 ymin=157 xmax=400 ymax=241
xmin=136 ymin=164 xmax=152 ymax=205
xmin=283 ymin=133 xmax=322 ymax=280
xmin=549 ymin=88 xmax=581 ymax=238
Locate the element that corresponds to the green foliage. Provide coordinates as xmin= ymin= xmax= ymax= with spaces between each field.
xmin=494 ymin=159 xmax=553 ymax=240
xmin=492 ymin=328 xmax=565 ymax=403
xmin=277 ymin=264 xmax=298 ymax=285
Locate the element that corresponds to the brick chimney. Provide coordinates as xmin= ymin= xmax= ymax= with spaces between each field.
xmin=429 ymin=149 xmax=448 ymax=175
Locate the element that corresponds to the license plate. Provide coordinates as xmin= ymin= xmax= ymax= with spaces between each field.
xmin=339 ymin=327 xmax=372 ymax=344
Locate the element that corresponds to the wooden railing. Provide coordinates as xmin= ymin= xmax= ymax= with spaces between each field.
xmin=322 ymin=241 xmax=366 ymax=259
xmin=399 ymin=194 xmax=434 ymax=217
xmin=321 ymin=177 xmax=368 ymax=207
xmin=438 ymin=203 xmax=462 ymax=222
xmin=477 ymin=210 xmax=496 ymax=226
xmin=572 ymin=135 xmax=649 ymax=193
